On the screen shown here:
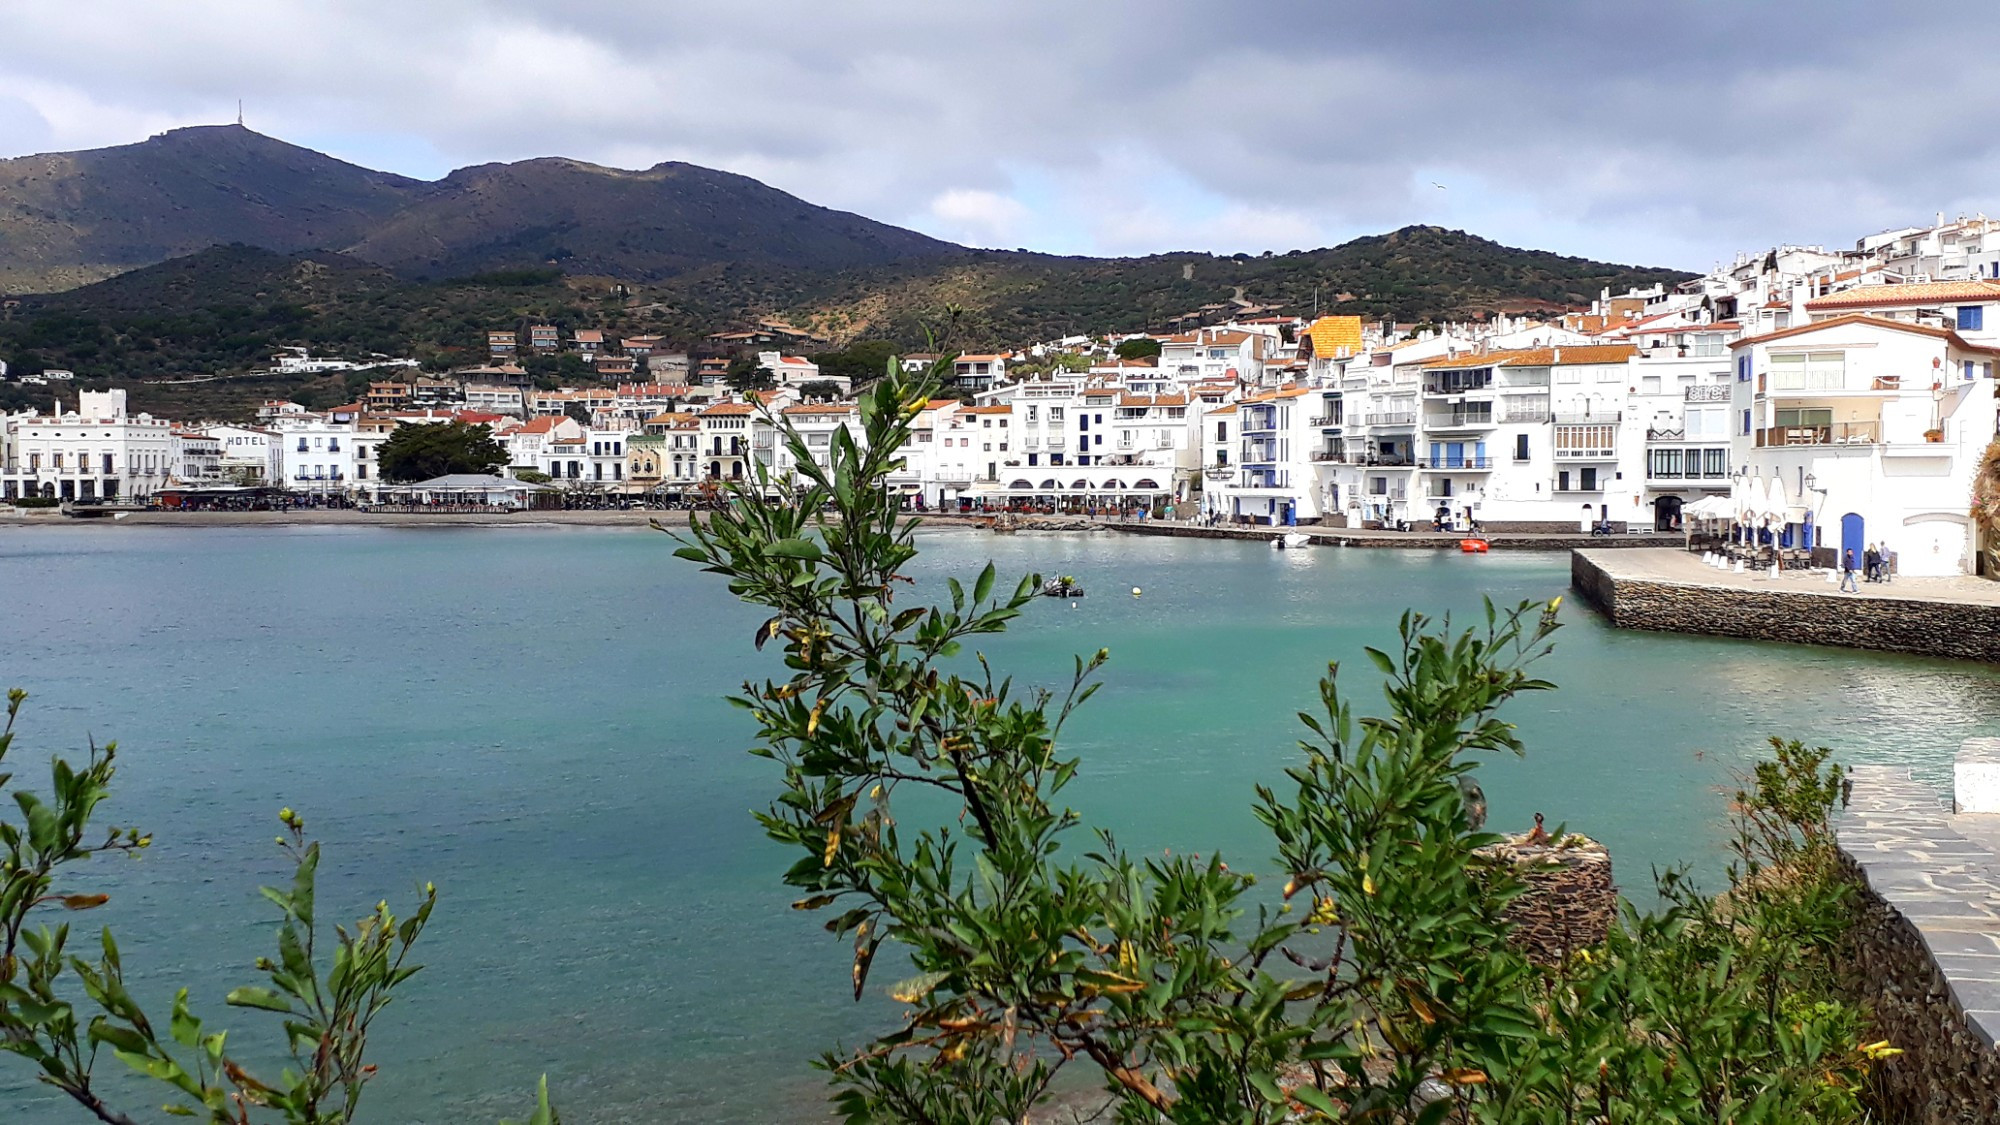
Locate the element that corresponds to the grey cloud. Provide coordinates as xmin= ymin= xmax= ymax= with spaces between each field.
xmin=2 ymin=0 xmax=1994 ymax=268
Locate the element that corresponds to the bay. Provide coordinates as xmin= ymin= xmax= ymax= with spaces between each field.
xmin=3 ymin=526 xmax=1995 ymax=1122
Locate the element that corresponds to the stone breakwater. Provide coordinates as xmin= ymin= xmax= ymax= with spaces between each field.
xmin=1570 ymin=549 xmax=2000 ymax=662
xmin=1836 ymin=766 xmax=2000 ymax=1124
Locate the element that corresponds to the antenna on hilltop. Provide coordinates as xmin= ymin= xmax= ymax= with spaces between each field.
xmin=237 ymin=100 xmax=243 ymax=127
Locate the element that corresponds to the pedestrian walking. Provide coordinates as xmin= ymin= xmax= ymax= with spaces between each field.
xmin=1863 ymin=543 xmax=1881 ymax=582
xmin=1840 ymin=549 xmax=1861 ymax=593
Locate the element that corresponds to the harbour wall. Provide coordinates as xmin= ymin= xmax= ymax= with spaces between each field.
xmin=1569 ymin=550 xmax=2000 ymax=662
xmin=1836 ymin=765 xmax=2000 ymax=1123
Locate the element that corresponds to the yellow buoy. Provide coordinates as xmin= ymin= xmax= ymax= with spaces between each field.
xmin=1131 ymin=586 xmax=1142 ymax=597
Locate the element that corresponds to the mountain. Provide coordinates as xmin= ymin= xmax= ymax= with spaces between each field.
xmin=0 ymin=125 xmax=421 ymax=293
xmin=0 ymin=126 xmax=957 ymax=294
xmin=344 ymin=158 xmax=957 ymax=280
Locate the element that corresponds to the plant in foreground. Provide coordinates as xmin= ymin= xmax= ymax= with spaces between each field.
xmin=0 ymin=688 xmax=554 ymax=1124
xmin=680 ymin=359 xmax=1890 ymax=1123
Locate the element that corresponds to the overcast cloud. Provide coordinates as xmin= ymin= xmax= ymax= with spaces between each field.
xmin=1 ymin=1 xmax=1991 ymax=270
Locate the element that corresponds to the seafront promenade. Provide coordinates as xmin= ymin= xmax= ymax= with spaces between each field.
xmin=1107 ymin=519 xmax=1685 ymax=551
xmin=1573 ymin=548 xmax=2000 ymax=661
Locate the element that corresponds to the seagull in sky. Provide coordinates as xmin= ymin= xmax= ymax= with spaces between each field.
xmin=1431 ymin=181 xmax=1448 ymax=190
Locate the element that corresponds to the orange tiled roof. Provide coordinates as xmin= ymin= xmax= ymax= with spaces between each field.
xmin=1117 ymin=392 xmax=1189 ymax=407
xmin=1302 ymin=315 xmax=1364 ymax=356
xmin=1422 ymin=344 xmax=1637 ymax=370
xmin=703 ymin=402 xmax=755 ymax=416
xmin=781 ymin=404 xmax=853 ymax=415
xmin=1804 ymin=279 xmax=2000 ymax=311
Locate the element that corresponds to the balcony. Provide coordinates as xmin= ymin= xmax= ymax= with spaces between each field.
xmin=1551 ymin=412 xmax=1621 ymax=425
xmin=1357 ymin=453 xmax=1413 ymax=467
xmin=1366 ymin=487 xmax=1409 ymax=501
xmin=1645 ymin=427 xmax=1686 ymax=441
xmin=1423 ymin=377 xmax=1495 ymax=396
xmin=1417 ymin=457 xmax=1494 ymax=470
xmin=1309 ymin=415 xmax=1342 ymax=428
xmin=1310 ymin=450 xmax=1346 ymax=462
xmin=1423 ymin=410 xmax=1497 ymax=430
xmin=1755 ymin=421 xmax=1881 ymax=447
xmin=1364 ymin=412 xmax=1417 ymax=427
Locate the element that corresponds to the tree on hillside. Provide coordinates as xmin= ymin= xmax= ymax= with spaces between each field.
xmin=795 ymin=379 xmax=844 ymax=402
xmin=725 ymin=355 xmax=774 ymax=392
xmin=1114 ymin=336 xmax=1162 ymax=360
xmin=808 ymin=340 xmax=900 ymax=384
xmin=376 ymin=421 xmax=508 ymax=482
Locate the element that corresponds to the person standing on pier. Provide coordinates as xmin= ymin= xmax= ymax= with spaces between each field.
xmin=1863 ymin=543 xmax=1881 ymax=582
xmin=1840 ymin=549 xmax=1861 ymax=592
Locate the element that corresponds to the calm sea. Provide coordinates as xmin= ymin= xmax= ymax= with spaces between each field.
xmin=4 ymin=527 xmax=1995 ymax=1123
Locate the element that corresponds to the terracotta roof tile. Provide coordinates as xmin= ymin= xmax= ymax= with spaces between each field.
xmin=1805 ymin=280 xmax=2000 ymax=311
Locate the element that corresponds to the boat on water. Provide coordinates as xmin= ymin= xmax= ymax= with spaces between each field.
xmin=1460 ymin=537 xmax=1490 ymax=553
xmin=1272 ymin=533 xmax=1311 ymax=549
xmin=1040 ymin=576 xmax=1086 ymax=598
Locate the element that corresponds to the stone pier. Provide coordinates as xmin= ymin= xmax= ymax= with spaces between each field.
xmin=1838 ymin=759 xmax=2000 ymax=1122
xmin=1571 ymin=548 xmax=2000 ymax=662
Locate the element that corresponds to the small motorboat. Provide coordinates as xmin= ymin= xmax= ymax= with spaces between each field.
xmin=1272 ymin=533 xmax=1311 ymax=549
xmin=1459 ymin=537 xmax=1490 ymax=553
xmin=1040 ymin=576 xmax=1085 ymax=598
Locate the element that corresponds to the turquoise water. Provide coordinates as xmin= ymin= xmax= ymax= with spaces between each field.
xmin=4 ymin=527 xmax=1998 ymax=1123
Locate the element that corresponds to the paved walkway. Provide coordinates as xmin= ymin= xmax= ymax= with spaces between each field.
xmin=1587 ymin=548 xmax=2000 ymax=608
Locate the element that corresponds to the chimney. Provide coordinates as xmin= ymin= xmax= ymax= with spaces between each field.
xmin=1553 ymin=346 xmax=1563 ymax=363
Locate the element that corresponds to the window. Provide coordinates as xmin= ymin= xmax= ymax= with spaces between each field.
xmin=1558 ymin=470 xmax=1570 ymax=491
xmin=1960 ymin=305 xmax=1985 ymax=331
xmin=1514 ymin=434 xmax=1530 ymax=461
xmin=1742 ymin=409 xmax=1752 ymax=435
xmin=1580 ymin=467 xmax=1598 ymax=490
xmin=1702 ymin=448 xmax=1728 ymax=477
xmin=1768 ymin=351 xmax=1844 ymax=391
xmin=1737 ymin=355 xmax=1751 ymax=382
xmin=1216 ymin=421 xmax=1228 ymax=440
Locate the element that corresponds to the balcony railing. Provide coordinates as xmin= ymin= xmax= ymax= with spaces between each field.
xmin=1367 ymin=487 xmax=1409 ymax=501
xmin=1417 ymin=457 xmax=1494 ymax=469
xmin=1551 ymin=412 xmax=1621 ymax=425
xmin=1356 ymin=454 xmax=1413 ymax=467
xmin=1363 ymin=412 xmax=1417 ymax=426
xmin=1423 ymin=412 xmax=1497 ymax=429
xmin=1310 ymin=450 xmax=1346 ymax=462
xmin=1645 ymin=427 xmax=1686 ymax=441
xmin=1755 ymin=421 xmax=1881 ymax=446
xmin=1309 ymin=415 xmax=1342 ymax=427
xmin=1553 ymin=481 xmax=1605 ymax=493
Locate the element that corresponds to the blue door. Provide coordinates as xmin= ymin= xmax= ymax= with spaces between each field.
xmin=1801 ymin=513 xmax=1815 ymax=552
xmin=1841 ymin=512 xmax=1865 ymax=562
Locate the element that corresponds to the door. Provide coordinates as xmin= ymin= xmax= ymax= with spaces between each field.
xmin=1841 ymin=512 xmax=1865 ymax=563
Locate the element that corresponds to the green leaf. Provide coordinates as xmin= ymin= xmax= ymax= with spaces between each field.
xmin=224 ymin=987 xmax=294 ymax=1013
xmin=768 ymin=538 xmax=824 ymax=562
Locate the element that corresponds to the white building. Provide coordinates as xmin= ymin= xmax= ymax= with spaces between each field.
xmin=207 ymin=425 xmax=283 ymax=484
xmin=274 ymin=418 xmax=359 ymax=495
xmin=1729 ymin=313 xmax=2000 ymax=576
xmin=3 ymin=389 xmax=175 ymax=502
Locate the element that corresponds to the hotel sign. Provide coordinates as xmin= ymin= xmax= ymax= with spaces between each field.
xmin=1685 ymin=385 xmax=1731 ymax=403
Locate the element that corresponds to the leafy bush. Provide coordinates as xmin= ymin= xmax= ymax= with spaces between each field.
xmin=677 ymin=361 xmax=1888 ymax=1123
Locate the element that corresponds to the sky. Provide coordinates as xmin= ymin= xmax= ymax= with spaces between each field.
xmin=1 ymin=0 xmax=1993 ymax=272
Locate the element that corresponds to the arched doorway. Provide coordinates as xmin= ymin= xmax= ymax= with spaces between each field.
xmin=1841 ymin=512 xmax=1865 ymax=562
xmin=1653 ymin=495 xmax=1683 ymax=531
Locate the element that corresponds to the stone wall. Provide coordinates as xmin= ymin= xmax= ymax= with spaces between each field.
xmin=1570 ymin=551 xmax=2000 ymax=662
xmin=1836 ymin=766 xmax=2000 ymax=1124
